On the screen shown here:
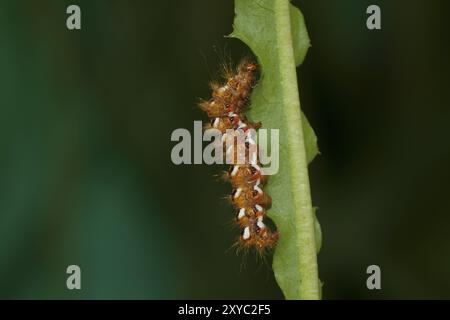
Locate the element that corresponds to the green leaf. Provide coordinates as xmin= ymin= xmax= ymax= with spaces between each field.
xmin=231 ymin=0 xmax=321 ymax=299
xmin=290 ymin=3 xmax=311 ymax=66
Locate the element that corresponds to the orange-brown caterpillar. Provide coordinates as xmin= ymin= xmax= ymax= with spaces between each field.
xmin=199 ymin=59 xmax=278 ymax=254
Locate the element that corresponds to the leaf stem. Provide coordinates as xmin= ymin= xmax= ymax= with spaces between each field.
xmin=273 ymin=0 xmax=320 ymax=299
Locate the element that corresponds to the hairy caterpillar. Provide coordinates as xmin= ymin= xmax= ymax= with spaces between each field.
xmin=199 ymin=59 xmax=278 ymax=254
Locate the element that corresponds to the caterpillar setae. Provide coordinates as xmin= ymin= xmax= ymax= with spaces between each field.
xmin=199 ymin=59 xmax=278 ymax=254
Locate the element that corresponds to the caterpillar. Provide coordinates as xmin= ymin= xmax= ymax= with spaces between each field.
xmin=199 ymin=59 xmax=278 ymax=254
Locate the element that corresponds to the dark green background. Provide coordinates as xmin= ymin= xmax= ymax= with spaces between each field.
xmin=1 ymin=0 xmax=449 ymax=299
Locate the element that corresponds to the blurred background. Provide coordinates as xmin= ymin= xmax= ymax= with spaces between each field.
xmin=0 ymin=0 xmax=449 ymax=299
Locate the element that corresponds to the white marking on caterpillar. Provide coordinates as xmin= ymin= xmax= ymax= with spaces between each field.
xmin=234 ymin=188 xmax=242 ymax=199
xmin=247 ymin=137 xmax=256 ymax=145
xmin=257 ymin=216 xmax=266 ymax=229
xmin=254 ymin=204 xmax=263 ymax=213
xmin=237 ymin=121 xmax=247 ymax=129
xmin=245 ymin=131 xmax=257 ymax=145
xmin=254 ymin=184 xmax=263 ymax=195
xmin=242 ymin=226 xmax=251 ymax=240
xmin=237 ymin=208 xmax=246 ymax=220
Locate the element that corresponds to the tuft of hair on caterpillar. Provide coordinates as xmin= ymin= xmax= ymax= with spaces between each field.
xmin=198 ymin=58 xmax=278 ymax=255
